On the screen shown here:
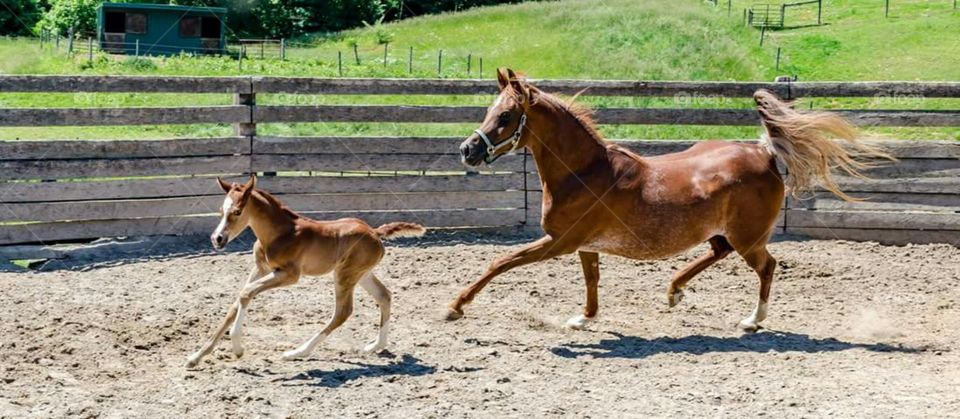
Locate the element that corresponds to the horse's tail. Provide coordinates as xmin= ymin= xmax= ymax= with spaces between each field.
xmin=753 ymin=89 xmax=896 ymax=202
xmin=375 ymin=222 xmax=426 ymax=240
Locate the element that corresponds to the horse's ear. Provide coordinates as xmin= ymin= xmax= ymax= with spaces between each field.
xmin=505 ymin=68 xmax=530 ymax=104
xmin=216 ymin=177 xmax=231 ymax=193
xmin=496 ymin=68 xmax=510 ymax=90
xmin=239 ymin=174 xmax=256 ymax=203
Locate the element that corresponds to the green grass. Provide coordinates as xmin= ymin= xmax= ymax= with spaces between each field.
xmin=0 ymin=0 xmax=957 ymax=141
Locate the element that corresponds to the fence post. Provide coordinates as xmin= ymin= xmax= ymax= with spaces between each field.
xmin=408 ymin=46 xmax=413 ymax=74
xmin=885 ymin=0 xmax=889 ymax=17
xmin=234 ymin=89 xmax=256 ymax=139
xmin=437 ymin=49 xmax=443 ymax=77
xmin=338 ymin=51 xmax=343 ymax=76
xmin=383 ymin=42 xmax=388 ymax=68
xmin=775 ymin=47 xmax=781 ymax=70
xmin=135 ymin=39 xmax=140 ymax=57
xmin=238 ymin=44 xmax=243 ymax=71
xmin=759 ymin=25 xmax=766 ymax=46
xmin=280 ymin=38 xmax=285 ymax=61
xmin=479 ymin=56 xmax=483 ymax=78
xmin=55 ymin=35 xmax=60 ymax=50
xmin=467 ymin=53 xmax=471 ymax=76
xmin=353 ymin=43 xmax=360 ymax=65
xmin=727 ymin=0 xmax=732 ymax=16
xmin=818 ymin=0 xmax=822 ymax=24
xmin=88 ymin=38 xmax=93 ymax=63
xmin=67 ymin=27 xmax=74 ymax=54
xmin=779 ymin=4 xmax=785 ymax=27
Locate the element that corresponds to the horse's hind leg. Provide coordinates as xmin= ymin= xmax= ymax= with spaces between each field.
xmin=358 ymin=272 xmax=391 ymax=353
xmin=734 ymin=245 xmax=777 ymax=332
xmin=666 ymin=236 xmax=733 ymax=307
xmin=566 ymin=251 xmax=600 ymax=329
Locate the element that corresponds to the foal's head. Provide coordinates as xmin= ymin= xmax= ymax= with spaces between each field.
xmin=460 ymin=68 xmax=535 ymax=166
xmin=211 ymin=174 xmax=257 ymax=250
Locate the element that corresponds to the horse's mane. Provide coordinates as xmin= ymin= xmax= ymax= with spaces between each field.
xmin=506 ymin=81 xmax=646 ymax=162
xmin=253 ymin=188 xmax=301 ymax=219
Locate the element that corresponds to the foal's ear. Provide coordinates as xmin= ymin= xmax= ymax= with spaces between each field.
xmin=216 ymin=177 xmax=231 ymax=193
xmin=496 ymin=68 xmax=510 ymax=91
xmin=504 ymin=68 xmax=530 ymax=104
xmin=238 ymin=174 xmax=256 ymax=204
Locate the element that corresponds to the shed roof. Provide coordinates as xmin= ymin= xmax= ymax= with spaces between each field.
xmin=99 ymin=2 xmax=227 ymax=14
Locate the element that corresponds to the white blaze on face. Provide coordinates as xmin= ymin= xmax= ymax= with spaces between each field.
xmin=212 ymin=196 xmax=234 ymax=240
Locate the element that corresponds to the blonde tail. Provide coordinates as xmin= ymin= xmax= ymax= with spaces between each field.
xmin=753 ymin=89 xmax=896 ymax=201
xmin=375 ymin=222 xmax=426 ymax=240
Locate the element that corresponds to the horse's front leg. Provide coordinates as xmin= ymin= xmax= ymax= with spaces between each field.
xmin=446 ymin=235 xmax=575 ymax=320
xmin=565 ymin=251 xmax=599 ymax=329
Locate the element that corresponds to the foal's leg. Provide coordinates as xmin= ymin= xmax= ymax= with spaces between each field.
xmin=736 ymin=246 xmax=777 ymax=332
xmin=229 ymin=263 xmax=268 ymax=356
xmin=666 ymin=236 xmax=733 ymax=307
xmin=358 ymin=273 xmax=392 ymax=353
xmin=186 ymin=269 xmax=298 ymax=368
xmin=282 ymin=270 xmax=363 ymax=360
xmin=446 ymin=235 xmax=575 ymax=320
xmin=566 ymin=251 xmax=600 ymax=330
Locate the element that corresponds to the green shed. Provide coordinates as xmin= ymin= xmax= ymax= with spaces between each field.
xmin=97 ymin=3 xmax=227 ymax=56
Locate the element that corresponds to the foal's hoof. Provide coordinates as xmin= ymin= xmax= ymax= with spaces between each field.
xmin=564 ymin=314 xmax=592 ymax=330
xmin=363 ymin=341 xmax=387 ymax=354
xmin=738 ymin=320 xmax=762 ymax=333
xmin=444 ymin=306 xmax=464 ymax=321
xmin=281 ymin=349 xmax=307 ymax=361
xmin=185 ymin=353 xmax=202 ymax=368
xmin=667 ymin=289 xmax=685 ymax=308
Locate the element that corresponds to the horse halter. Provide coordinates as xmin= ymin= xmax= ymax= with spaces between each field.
xmin=474 ymin=113 xmax=527 ymax=164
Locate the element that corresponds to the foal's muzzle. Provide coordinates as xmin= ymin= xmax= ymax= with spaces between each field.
xmin=211 ymin=232 xmax=228 ymax=250
xmin=459 ymin=135 xmax=487 ymax=167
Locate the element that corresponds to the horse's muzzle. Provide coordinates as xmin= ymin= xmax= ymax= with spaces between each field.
xmin=211 ymin=232 xmax=228 ymax=250
xmin=459 ymin=136 xmax=486 ymax=167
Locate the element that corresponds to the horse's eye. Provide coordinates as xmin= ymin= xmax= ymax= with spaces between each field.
xmin=231 ymin=208 xmax=242 ymax=216
xmin=497 ymin=112 xmax=511 ymax=125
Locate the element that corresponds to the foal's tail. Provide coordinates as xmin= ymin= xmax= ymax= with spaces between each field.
xmin=753 ymin=89 xmax=896 ymax=201
xmin=375 ymin=222 xmax=427 ymax=240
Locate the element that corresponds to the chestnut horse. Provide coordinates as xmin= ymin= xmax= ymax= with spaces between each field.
xmin=451 ymin=68 xmax=891 ymax=331
xmin=186 ymin=175 xmax=425 ymax=368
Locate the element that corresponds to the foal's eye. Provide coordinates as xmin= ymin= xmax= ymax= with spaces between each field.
xmin=497 ymin=112 xmax=511 ymax=125
xmin=231 ymin=208 xmax=242 ymax=216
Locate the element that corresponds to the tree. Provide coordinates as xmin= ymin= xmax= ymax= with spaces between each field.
xmin=0 ymin=0 xmax=41 ymax=36
xmin=36 ymin=0 xmax=98 ymax=36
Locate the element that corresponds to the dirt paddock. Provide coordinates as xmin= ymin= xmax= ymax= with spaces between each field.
xmin=1 ymin=232 xmax=958 ymax=417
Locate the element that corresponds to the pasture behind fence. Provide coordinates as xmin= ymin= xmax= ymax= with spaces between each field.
xmin=0 ymin=76 xmax=957 ymax=256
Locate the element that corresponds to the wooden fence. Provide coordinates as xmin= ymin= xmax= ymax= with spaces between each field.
xmin=0 ymin=76 xmax=957 ymax=254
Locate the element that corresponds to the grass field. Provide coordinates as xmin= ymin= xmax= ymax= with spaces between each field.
xmin=0 ymin=0 xmax=957 ymax=141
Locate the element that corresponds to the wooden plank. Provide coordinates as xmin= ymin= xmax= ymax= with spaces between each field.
xmin=785 ymin=227 xmax=960 ymax=246
xmin=0 ymin=173 xmax=524 ymax=203
xmin=788 ymin=192 xmax=960 ymax=212
xmin=0 ymin=137 xmax=247 ymax=160
xmin=0 ymin=76 xmax=251 ymax=93
xmin=0 ymin=191 xmax=525 ymax=223
xmin=252 ymin=77 xmax=960 ymax=98
xmin=860 ymin=158 xmax=960 ymax=178
xmin=0 ymin=106 xmax=249 ymax=126
xmin=829 ymin=177 xmax=960 ymax=194
xmin=785 ymin=210 xmax=960 ymax=231
xmin=0 ymin=155 xmax=250 ymax=180
xmin=252 ymin=153 xmax=525 ymax=173
xmin=254 ymin=136 xmax=463 ymax=155
xmin=0 ymin=209 xmax=524 ymax=245
xmin=254 ymin=106 xmax=960 ymax=126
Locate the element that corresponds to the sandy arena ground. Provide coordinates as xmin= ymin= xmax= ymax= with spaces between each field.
xmin=1 ymin=232 xmax=958 ymax=418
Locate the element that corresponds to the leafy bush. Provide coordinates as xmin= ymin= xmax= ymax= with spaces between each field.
xmin=36 ymin=0 xmax=98 ymax=36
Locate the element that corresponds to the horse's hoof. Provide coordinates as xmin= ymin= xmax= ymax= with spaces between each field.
xmin=363 ymin=341 xmax=386 ymax=353
xmin=668 ymin=289 xmax=684 ymax=308
xmin=185 ymin=353 xmax=202 ymax=368
xmin=281 ymin=349 xmax=306 ymax=361
xmin=444 ymin=307 xmax=464 ymax=321
xmin=564 ymin=314 xmax=592 ymax=330
xmin=738 ymin=320 xmax=761 ymax=333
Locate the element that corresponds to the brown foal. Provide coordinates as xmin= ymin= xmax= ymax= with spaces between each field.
xmin=186 ymin=175 xmax=425 ymax=368
xmin=451 ymin=68 xmax=892 ymax=331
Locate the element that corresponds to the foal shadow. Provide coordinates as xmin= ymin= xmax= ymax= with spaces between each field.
xmin=274 ymin=354 xmax=436 ymax=388
xmin=550 ymin=330 xmax=926 ymax=360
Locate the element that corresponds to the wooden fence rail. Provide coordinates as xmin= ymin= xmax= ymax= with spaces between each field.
xmin=0 ymin=76 xmax=957 ymax=255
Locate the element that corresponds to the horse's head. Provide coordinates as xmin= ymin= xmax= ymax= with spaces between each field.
xmin=460 ymin=68 xmax=534 ymax=166
xmin=211 ymin=174 xmax=256 ymax=250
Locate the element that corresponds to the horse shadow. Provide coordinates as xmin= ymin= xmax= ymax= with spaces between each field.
xmin=273 ymin=354 xmax=437 ymax=388
xmin=550 ymin=330 xmax=926 ymax=359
